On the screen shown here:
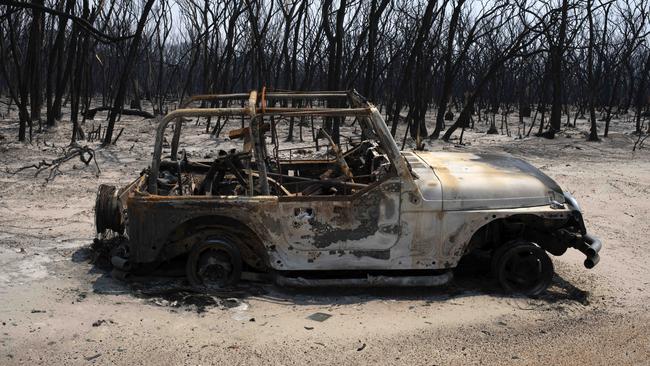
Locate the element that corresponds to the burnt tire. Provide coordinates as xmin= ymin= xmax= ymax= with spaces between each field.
xmin=494 ymin=241 xmax=554 ymax=296
xmin=95 ymin=184 xmax=123 ymax=234
xmin=490 ymin=240 xmax=523 ymax=276
xmin=186 ymin=239 xmax=242 ymax=289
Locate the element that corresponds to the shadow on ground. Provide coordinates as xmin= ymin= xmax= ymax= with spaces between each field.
xmin=72 ymin=244 xmax=591 ymax=314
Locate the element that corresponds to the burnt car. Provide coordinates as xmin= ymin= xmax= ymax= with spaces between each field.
xmin=95 ymin=90 xmax=601 ymax=295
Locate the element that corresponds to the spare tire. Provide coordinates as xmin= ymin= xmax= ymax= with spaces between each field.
xmin=95 ymin=184 xmax=124 ymax=234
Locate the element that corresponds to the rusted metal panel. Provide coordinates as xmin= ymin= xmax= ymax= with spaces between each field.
xmin=126 ymin=194 xmax=282 ymax=265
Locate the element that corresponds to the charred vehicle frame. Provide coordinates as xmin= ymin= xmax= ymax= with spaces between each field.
xmin=96 ymin=90 xmax=601 ymax=295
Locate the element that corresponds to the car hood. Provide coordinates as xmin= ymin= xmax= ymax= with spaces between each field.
xmin=410 ymin=151 xmax=564 ymax=210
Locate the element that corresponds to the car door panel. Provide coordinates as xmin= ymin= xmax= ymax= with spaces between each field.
xmin=278 ymin=178 xmax=402 ymax=251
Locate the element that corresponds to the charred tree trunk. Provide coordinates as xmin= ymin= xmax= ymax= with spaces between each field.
xmin=363 ymin=0 xmax=390 ymax=101
xmin=70 ymin=0 xmax=92 ymax=144
xmin=431 ymin=0 xmax=464 ymax=139
xmin=545 ymin=0 xmax=569 ymax=139
xmin=389 ymin=0 xmax=438 ymax=137
xmin=322 ymin=0 xmax=347 ymax=144
xmin=46 ymin=0 xmax=74 ymax=127
xmin=103 ymin=0 xmax=156 ymax=146
xmin=26 ymin=0 xmax=44 ymax=130
xmin=634 ymin=51 xmax=650 ymax=134
xmin=586 ymin=0 xmax=599 ymax=141
xmin=5 ymin=13 xmax=31 ymax=141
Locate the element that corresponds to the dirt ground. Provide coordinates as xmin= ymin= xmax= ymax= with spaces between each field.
xmin=0 ymin=109 xmax=649 ymax=365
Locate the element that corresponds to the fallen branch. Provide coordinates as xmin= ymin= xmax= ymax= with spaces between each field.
xmin=9 ymin=145 xmax=101 ymax=183
xmin=84 ymin=106 xmax=154 ymax=119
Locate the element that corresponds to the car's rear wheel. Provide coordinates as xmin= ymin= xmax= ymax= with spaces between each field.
xmin=186 ymin=239 xmax=242 ymax=289
xmin=493 ymin=241 xmax=554 ymax=296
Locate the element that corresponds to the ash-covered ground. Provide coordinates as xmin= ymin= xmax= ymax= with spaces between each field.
xmin=0 ymin=107 xmax=648 ymax=365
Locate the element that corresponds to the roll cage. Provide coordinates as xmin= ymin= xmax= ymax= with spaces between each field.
xmin=147 ymin=90 xmax=412 ymax=197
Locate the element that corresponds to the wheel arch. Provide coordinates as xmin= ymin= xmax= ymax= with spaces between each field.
xmin=163 ymin=215 xmax=269 ymax=271
xmin=464 ymin=213 xmax=570 ymax=256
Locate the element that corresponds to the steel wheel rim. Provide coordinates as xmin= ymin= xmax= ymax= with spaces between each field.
xmin=196 ymin=248 xmax=235 ymax=287
xmin=501 ymin=247 xmax=550 ymax=294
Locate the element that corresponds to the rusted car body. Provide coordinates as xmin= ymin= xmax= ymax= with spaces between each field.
xmin=96 ymin=90 xmax=601 ymax=294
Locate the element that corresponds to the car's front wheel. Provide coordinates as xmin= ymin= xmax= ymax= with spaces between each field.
xmin=492 ymin=241 xmax=554 ymax=296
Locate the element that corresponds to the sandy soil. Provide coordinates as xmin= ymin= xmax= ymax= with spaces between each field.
xmin=0 ymin=109 xmax=649 ymax=365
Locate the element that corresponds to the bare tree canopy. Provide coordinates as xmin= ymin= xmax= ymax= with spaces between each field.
xmin=1 ymin=0 xmax=649 ymax=143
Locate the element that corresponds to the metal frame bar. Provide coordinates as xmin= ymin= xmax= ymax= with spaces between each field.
xmin=148 ymin=89 xmax=411 ymax=196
